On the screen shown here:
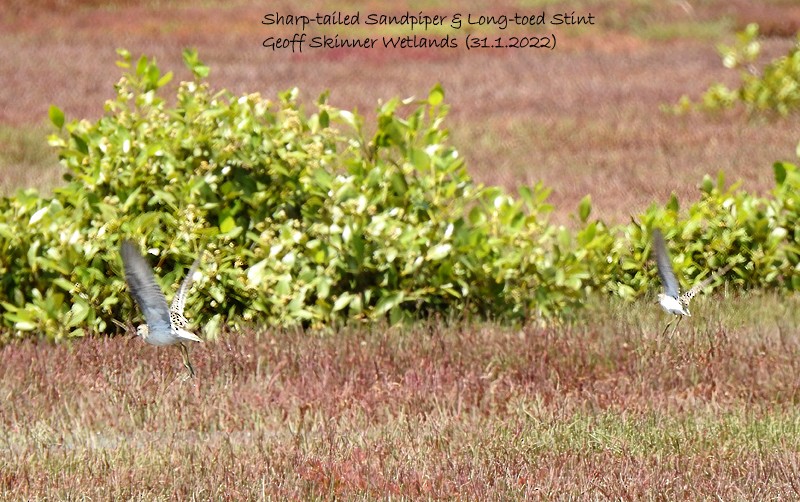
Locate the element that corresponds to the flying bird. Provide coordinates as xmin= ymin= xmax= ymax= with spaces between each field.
xmin=652 ymin=228 xmax=735 ymax=336
xmin=120 ymin=240 xmax=203 ymax=377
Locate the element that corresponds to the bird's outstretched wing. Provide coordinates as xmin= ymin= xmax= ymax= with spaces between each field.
xmin=170 ymin=253 xmax=202 ymax=316
xmin=680 ymin=261 xmax=736 ymax=304
xmin=652 ymin=229 xmax=680 ymax=298
xmin=120 ymin=240 xmax=171 ymax=335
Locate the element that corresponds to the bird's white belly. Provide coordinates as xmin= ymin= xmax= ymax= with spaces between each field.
xmin=660 ymin=295 xmax=689 ymax=316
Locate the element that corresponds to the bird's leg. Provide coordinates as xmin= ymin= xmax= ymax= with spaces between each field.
xmin=670 ymin=316 xmax=683 ymax=338
xmin=661 ymin=319 xmax=673 ymax=338
xmin=179 ymin=343 xmax=195 ymax=378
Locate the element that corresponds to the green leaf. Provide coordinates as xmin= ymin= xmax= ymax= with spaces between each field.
xmin=428 ymin=84 xmax=444 ymax=106
xmin=316 ymin=277 xmax=331 ymax=299
xmin=616 ymin=283 xmax=636 ymax=298
xmin=666 ymin=194 xmax=679 ymax=213
xmin=373 ymin=292 xmax=404 ymax=316
xmin=28 ymin=207 xmax=48 ymax=225
xmin=246 ymin=259 xmax=268 ymax=287
xmin=349 ymin=295 xmax=363 ymax=314
xmin=49 ymin=105 xmax=65 ymax=129
xmin=274 ymin=277 xmax=291 ymax=297
xmin=15 ymin=320 xmax=36 ymax=331
xmin=318 ymin=110 xmax=329 ymax=128
xmin=557 ymin=228 xmax=571 ymax=249
xmin=53 ymin=278 xmax=75 ymax=292
xmin=774 ymin=162 xmax=787 ymax=186
xmin=332 ymin=294 xmax=352 ymax=312
xmin=193 ymin=64 xmax=210 ymax=79
xmin=66 ymin=300 xmax=90 ymax=327
xmin=390 ymin=172 xmax=408 ymax=195
xmin=564 ymin=276 xmax=582 ymax=290
xmin=182 ymin=48 xmax=210 ymax=79
xmin=518 ymin=186 xmax=533 ymax=207
xmin=388 ymin=306 xmax=405 ymax=325
xmin=136 ymin=55 xmax=149 ymax=76
xmin=409 ymin=148 xmax=430 ymax=170
xmin=700 ymin=175 xmax=713 ymax=195
xmin=578 ymin=195 xmax=591 ymax=223
xmin=115 ymin=48 xmax=132 ymax=67
xmin=621 ymin=259 xmax=641 ymax=271
xmin=157 ymin=71 xmax=174 ymax=88
xmin=71 ymin=132 xmax=88 ymax=155
xmin=426 ymin=243 xmax=452 ymax=261
xmin=219 ymin=216 xmax=236 ymax=234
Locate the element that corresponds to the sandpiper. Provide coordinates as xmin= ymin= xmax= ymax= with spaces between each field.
xmin=120 ymin=240 xmax=203 ymax=377
xmin=652 ymin=228 xmax=735 ymax=336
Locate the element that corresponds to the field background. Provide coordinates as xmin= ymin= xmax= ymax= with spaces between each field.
xmin=2 ymin=0 xmax=800 ymax=499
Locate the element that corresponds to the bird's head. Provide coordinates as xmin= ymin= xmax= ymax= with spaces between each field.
xmin=136 ymin=324 xmax=149 ymax=340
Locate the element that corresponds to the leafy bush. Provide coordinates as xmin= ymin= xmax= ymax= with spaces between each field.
xmin=0 ymin=49 xmax=589 ymax=340
xmin=670 ymin=23 xmax=800 ymax=116
xmin=609 ymin=164 xmax=799 ymax=297
xmin=0 ymin=50 xmax=797 ymax=342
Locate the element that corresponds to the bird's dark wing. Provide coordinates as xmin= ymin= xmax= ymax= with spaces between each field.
xmin=652 ymin=228 xmax=680 ymax=298
xmin=120 ymin=240 xmax=171 ymax=334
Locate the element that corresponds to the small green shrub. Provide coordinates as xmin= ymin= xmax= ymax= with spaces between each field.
xmin=670 ymin=23 xmax=800 ymax=116
xmin=608 ymin=164 xmax=799 ymax=296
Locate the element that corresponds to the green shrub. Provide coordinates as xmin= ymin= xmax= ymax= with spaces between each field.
xmin=0 ymin=49 xmax=797 ymax=342
xmin=670 ymin=23 xmax=800 ymax=116
xmin=0 ymin=50 xmax=587 ymax=340
xmin=609 ymin=164 xmax=799 ymax=296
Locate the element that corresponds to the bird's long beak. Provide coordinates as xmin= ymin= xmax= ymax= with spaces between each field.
xmin=111 ymin=318 xmax=136 ymax=337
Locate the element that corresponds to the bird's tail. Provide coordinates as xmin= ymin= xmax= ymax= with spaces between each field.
xmin=176 ymin=328 xmax=203 ymax=343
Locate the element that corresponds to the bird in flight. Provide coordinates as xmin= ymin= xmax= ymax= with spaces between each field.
xmin=652 ymin=228 xmax=736 ymax=336
xmin=120 ymin=240 xmax=203 ymax=377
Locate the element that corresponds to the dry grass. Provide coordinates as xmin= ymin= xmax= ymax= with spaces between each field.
xmin=2 ymin=293 xmax=800 ymax=499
